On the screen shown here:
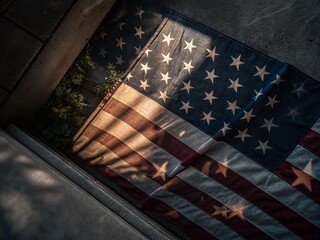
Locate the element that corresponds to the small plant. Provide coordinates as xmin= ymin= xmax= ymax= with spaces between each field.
xmin=94 ymin=64 xmax=123 ymax=96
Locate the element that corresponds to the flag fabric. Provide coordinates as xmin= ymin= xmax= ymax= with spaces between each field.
xmin=71 ymin=0 xmax=320 ymax=239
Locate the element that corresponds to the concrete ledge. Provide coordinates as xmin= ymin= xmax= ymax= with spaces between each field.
xmin=6 ymin=125 xmax=177 ymax=240
xmin=0 ymin=0 xmax=116 ymax=127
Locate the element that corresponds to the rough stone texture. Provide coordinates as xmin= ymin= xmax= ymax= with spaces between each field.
xmin=0 ymin=87 xmax=7 ymax=105
xmin=0 ymin=0 xmax=13 ymax=12
xmin=154 ymin=0 xmax=320 ymax=81
xmin=5 ymin=0 xmax=74 ymax=40
xmin=0 ymin=18 xmax=42 ymax=90
xmin=0 ymin=130 xmax=148 ymax=240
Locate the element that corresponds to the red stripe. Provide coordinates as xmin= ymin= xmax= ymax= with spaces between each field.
xmin=97 ymin=165 xmax=217 ymax=240
xmin=299 ymin=130 xmax=320 ymax=156
xmin=163 ymin=176 xmax=271 ymax=240
xmin=83 ymin=124 xmax=169 ymax=185
xmin=101 ymin=98 xmax=319 ymax=238
xmin=104 ymin=98 xmax=200 ymax=165
xmin=276 ymin=161 xmax=320 ymax=204
xmin=192 ymin=157 xmax=320 ymax=239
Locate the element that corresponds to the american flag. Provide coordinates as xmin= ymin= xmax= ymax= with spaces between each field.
xmin=72 ymin=0 xmax=320 ymax=239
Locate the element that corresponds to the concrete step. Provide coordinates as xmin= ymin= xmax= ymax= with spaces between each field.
xmin=2 ymin=125 xmax=177 ymax=240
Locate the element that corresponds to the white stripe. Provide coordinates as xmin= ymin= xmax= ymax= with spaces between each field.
xmin=112 ymin=84 xmax=320 ymax=227
xmin=91 ymin=111 xmax=184 ymax=177
xmin=112 ymin=84 xmax=218 ymax=152
xmin=287 ymin=145 xmax=320 ymax=181
xmin=178 ymin=167 xmax=298 ymax=240
xmin=206 ymin=141 xmax=320 ymax=227
xmin=311 ymin=117 xmax=320 ymax=133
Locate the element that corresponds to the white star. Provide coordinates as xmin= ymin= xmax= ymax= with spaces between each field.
xmin=183 ymin=60 xmax=195 ymax=74
xmin=253 ymin=89 xmax=263 ymax=100
xmin=116 ymin=55 xmax=124 ymax=66
xmin=203 ymin=91 xmax=217 ymax=105
xmin=99 ymin=46 xmax=107 ymax=58
xmin=118 ymin=22 xmax=125 ymax=31
xmin=134 ymin=45 xmax=141 ymax=55
xmin=145 ymin=49 xmax=153 ymax=57
xmin=220 ymin=122 xmax=231 ymax=136
xmin=126 ymin=72 xmax=133 ymax=81
xmin=255 ymin=140 xmax=272 ymax=155
xmin=291 ymin=83 xmax=307 ymax=98
xmin=235 ymin=129 xmax=251 ymax=142
xmin=116 ymin=37 xmax=126 ymax=50
xmin=229 ymin=55 xmax=244 ymax=71
xmin=162 ymin=32 xmax=174 ymax=46
xmin=286 ymin=107 xmax=301 ymax=120
xmin=135 ymin=26 xmax=145 ymax=39
xmin=140 ymin=80 xmax=150 ymax=91
xmin=140 ymin=62 xmax=151 ymax=74
xmin=206 ymin=47 xmax=219 ymax=62
xmin=159 ymin=90 xmax=169 ymax=103
xmin=160 ymin=72 xmax=172 ymax=85
xmin=205 ymin=69 xmax=218 ymax=83
xmin=202 ymin=111 xmax=215 ymax=125
xmin=184 ymin=39 xmax=197 ymax=53
xmin=180 ymin=101 xmax=193 ymax=114
xmin=241 ymin=109 xmax=256 ymax=123
xmin=254 ymin=65 xmax=270 ymax=80
xmin=99 ymin=27 xmax=107 ymax=40
xmin=152 ymin=162 xmax=168 ymax=181
xmin=228 ymin=78 xmax=243 ymax=92
xmin=260 ymin=117 xmax=279 ymax=132
xmin=271 ymin=75 xmax=285 ymax=86
xmin=161 ymin=53 xmax=173 ymax=65
xmin=265 ymin=95 xmax=280 ymax=108
xmin=181 ymin=81 xmax=193 ymax=94
xmin=226 ymin=100 xmax=241 ymax=115
xmin=135 ymin=6 xmax=145 ymax=19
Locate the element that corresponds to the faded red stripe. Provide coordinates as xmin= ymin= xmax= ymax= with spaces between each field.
xmin=276 ymin=161 xmax=320 ymax=204
xmin=163 ymin=176 xmax=271 ymax=240
xmin=98 ymin=165 xmax=217 ymax=240
xmin=299 ymin=129 xmax=320 ymax=156
xmin=84 ymin=124 xmax=168 ymax=185
xmin=192 ymin=157 xmax=320 ymax=239
xmin=104 ymin=98 xmax=200 ymax=165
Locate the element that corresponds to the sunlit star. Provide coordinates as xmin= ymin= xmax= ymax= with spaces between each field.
xmin=215 ymin=158 xmax=228 ymax=178
xmin=291 ymin=166 xmax=313 ymax=192
xmin=271 ymin=75 xmax=285 ymax=85
xmin=116 ymin=55 xmax=124 ymax=66
xmin=205 ymin=69 xmax=218 ymax=83
xmin=145 ymin=48 xmax=153 ymax=57
xmin=229 ymin=55 xmax=244 ymax=70
xmin=161 ymin=52 xmax=173 ymax=65
xmin=265 ymin=95 xmax=280 ymax=108
xmin=260 ymin=117 xmax=279 ymax=132
xmin=126 ymin=72 xmax=133 ymax=81
xmin=228 ymin=78 xmax=243 ymax=92
xmin=183 ymin=60 xmax=195 ymax=74
xmin=99 ymin=46 xmax=107 ymax=58
xmin=203 ymin=91 xmax=217 ymax=105
xmin=139 ymin=80 xmax=150 ymax=91
xmin=180 ymin=101 xmax=193 ymax=114
xmin=235 ymin=128 xmax=251 ymax=142
xmin=254 ymin=65 xmax=270 ymax=80
xmin=159 ymin=90 xmax=169 ymax=103
xmin=140 ymin=62 xmax=151 ymax=74
xmin=160 ymin=72 xmax=172 ymax=85
xmin=152 ymin=162 xmax=168 ymax=181
xmin=135 ymin=26 xmax=145 ymax=39
xmin=206 ymin=47 xmax=219 ymax=62
xmin=220 ymin=122 xmax=231 ymax=136
xmin=184 ymin=39 xmax=197 ymax=53
xmin=229 ymin=204 xmax=248 ymax=221
xmin=181 ymin=80 xmax=194 ymax=94
xmin=135 ymin=6 xmax=145 ymax=19
xmin=255 ymin=140 xmax=272 ymax=155
xmin=202 ymin=111 xmax=215 ymax=125
xmin=116 ymin=37 xmax=126 ymax=50
xmin=226 ymin=100 xmax=241 ymax=115
xmin=162 ymin=32 xmax=174 ymax=46
xmin=212 ymin=205 xmax=229 ymax=218
xmin=241 ymin=109 xmax=256 ymax=123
